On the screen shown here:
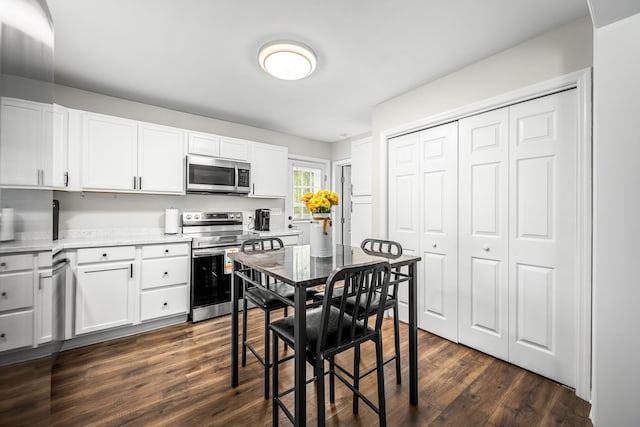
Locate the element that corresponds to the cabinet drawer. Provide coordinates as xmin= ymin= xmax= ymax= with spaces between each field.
xmin=142 ymin=243 xmax=189 ymax=259
xmin=0 ymin=310 xmax=34 ymax=352
xmin=0 ymin=253 xmax=34 ymax=272
xmin=141 ymin=257 xmax=189 ymax=290
xmin=0 ymin=271 xmax=34 ymax=311
xmin=77 ymin=246 xmax=135 ymax=264
xmin=140 ymin=285 xmax=188 ymax=321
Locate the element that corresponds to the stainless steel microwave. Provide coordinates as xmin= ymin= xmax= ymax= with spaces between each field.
xmin=186 ymin=155 xmax=251 ymax=194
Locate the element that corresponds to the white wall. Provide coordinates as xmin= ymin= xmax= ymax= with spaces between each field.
xmin=591 ymin=12 xmax=640 ymax=427
xmin=54 ymin=84 xmax=331 ymax=159
xmin=370 ymin=16 xmax=593 ymax=236
xmin=330 ymin=132 xmax=371 ymax=161
xmin=54 ymin=191 xmax=285 ymax=234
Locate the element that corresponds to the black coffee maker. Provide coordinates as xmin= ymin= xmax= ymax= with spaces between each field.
xmin=254 ymin=209 xmax=270 ymax=231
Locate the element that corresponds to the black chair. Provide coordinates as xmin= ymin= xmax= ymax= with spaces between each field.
xmin=238 ymin=237 xmax=315 ymax=399
xmin=313 ymin=238 xmax=404 ymax=384
xmin=270 ymin=260 xmax=392 ymax=426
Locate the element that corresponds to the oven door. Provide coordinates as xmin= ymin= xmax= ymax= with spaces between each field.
xmin=191 ymin=247 xmax=237 ymax=322
xmin=187 ymin=155 xmax=237 ymax=193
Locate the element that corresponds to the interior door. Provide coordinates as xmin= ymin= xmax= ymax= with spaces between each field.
xmin=418 ymin=122 xmax=458 ymax=341
xmin=507 ymin=89 xmax=577 ymax=387
xmin=458 ymin=108 xmax=509 ymax=360
xmin=388 ymin=132 xmax=420 ymax=322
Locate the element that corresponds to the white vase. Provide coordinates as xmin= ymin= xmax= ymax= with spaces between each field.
xmin=310 ymin=212 xmax=333 ymax=257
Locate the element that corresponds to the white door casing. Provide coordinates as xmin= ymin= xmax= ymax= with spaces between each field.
xmin=507 ymin=90 xmax=577 ymax=387
xmin=418 ymin=122 xmax=459 ymax=341
xmin=458 ymin=107 xmax=510 ymax=360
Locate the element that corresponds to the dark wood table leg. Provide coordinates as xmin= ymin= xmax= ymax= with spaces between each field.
xmin=408 ymin=261 xmax=418 ymax=405
xmin=231 ymin=261 xmax=239 ymax=387
xmin=294 ymin=286 xmax=307 ymax=426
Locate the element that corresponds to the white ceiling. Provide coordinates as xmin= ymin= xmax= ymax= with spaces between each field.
xmin=48 ymin=0 xmax=589 ymax=143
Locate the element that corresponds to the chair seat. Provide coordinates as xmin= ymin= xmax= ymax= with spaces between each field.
xmin=269 ymin=306 xmax=373 ymax=363
xmin=247 ymin=283 xmax=318 ymax=309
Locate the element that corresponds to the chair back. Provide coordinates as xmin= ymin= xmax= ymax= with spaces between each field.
xmin=241 ymin=237 xmax=284 ymax=252
xmin=361 ymin=238 xmax=403 ymax=257
xmin=317 ymin=261 xmax=391 ymax=354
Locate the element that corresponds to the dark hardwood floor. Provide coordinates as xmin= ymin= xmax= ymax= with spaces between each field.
xmin=4 ymin=309 xmax=592 ymax=426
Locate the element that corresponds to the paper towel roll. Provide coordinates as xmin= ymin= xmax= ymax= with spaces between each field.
xmin=0 ymin=208 xmax=15 ymax=241
xmin=164 ymin=208 xmax=179 ymax=235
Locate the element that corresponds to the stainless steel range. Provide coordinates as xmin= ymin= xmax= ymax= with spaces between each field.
xmin=182 ymin=211 xmax=257 ymax=322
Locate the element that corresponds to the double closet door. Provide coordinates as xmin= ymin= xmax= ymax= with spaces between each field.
xmin=388 ymin=89 xmax=578 ymax=387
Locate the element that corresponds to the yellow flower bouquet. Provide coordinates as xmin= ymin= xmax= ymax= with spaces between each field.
xmin=301 ymin=189 xmax=339 ymax=214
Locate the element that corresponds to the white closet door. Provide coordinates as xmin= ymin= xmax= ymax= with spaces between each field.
xmin=508 ymin=90 xmax=577 ymax=387
xmin=418 ymin=122 xmax=458 ymax=340
xmin=458 ymin=108 xmax=509 ymax=360
xmin=388 ymin=132 xmax=420 ymax=322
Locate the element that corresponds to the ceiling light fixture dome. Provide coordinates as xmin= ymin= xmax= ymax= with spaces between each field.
xmin=258 ymin=41 xmax=317 ymax=81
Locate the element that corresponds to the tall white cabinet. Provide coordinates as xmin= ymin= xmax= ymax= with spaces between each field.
xmin=389 ymin=89 xmax=579 ymax=388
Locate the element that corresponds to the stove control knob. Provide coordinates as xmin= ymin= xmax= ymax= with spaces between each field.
xmin=194 ymin=214 xmax=200 ymax=220
xmin=185 ymin=214 xmax=192 ymax=220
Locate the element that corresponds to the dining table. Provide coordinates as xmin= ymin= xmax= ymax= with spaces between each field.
xmin=228 ymin=243 xmax=421 ymax=426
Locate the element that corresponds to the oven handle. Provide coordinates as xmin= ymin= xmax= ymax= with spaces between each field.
xmin=192 ymin=248 xmax=237 ymax=258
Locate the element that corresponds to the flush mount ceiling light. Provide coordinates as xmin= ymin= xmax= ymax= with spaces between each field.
xmin=258 ymin=41 xmax=317 ymax=81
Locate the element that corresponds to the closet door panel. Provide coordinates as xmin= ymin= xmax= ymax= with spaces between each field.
xmin=508 ymin=90 xmax=577 ymax=387
xmin=418 ymin=122 xmax=458 ymax=340
xmin=388 ymin=132 xmax=420 ymax=322
xmin=459 ymin=108 xmax=509 ymax=360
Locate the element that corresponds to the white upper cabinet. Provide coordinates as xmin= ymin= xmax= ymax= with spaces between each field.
xmin=80 ymin=112 xmax=185 ymax=194
xmin=82 ymin=112 xmax=138 ymax=191
xmin=0 ymin=97 xmax=51 ymax=188
xmin=351 ymin=137 xmax=372 ymax=196
xmin=187 ymin=131 xmax=220 ymax=157
xmin=50 ymin=105 xmax=69 ymax=189
xmin=220 ymin=136 xmax=249 ymax=161
xmin=249 ymin=142 xmax=288 ymax=198
xmin=138 ymin=122 xmax=185 ymax=194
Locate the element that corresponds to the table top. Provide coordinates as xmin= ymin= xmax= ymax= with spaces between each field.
xmin=228 ymin=244 xmax=421 ymax=287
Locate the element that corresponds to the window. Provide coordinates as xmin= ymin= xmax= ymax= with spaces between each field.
xmin=289 ymin=160 xmax=326 ymax=221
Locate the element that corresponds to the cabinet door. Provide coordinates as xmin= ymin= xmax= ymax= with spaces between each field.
xmin=351 ymin=137 xmax=372 ymax=196
xmin=75 ymin=262 xmax=134 ymax=335
xmin=49 ymin=105 xmax=69 ymax=189
xmin=82 ymin=113 xmax=138 ymax=191
xmin=418 ymin=122 xmax=458 ymax=341
xmin=138 ymin=122 xmax=185 ymax=194
xmin=0 ymin=98 xmax=42 ymax=186
xmin=220 ymin=136 xmax=248 ymax=160
xmin=250 ymin=142 xmax=287 ymax=197
xmin=458 ymin=108 xmax=509 ymax=360
xmin=188 ymin=131 xmax=220 ymax=157
xmin=350 ymin=196 xmax=372 ymax=247
xmin=36 ymin=272 xmax=53 ymax=344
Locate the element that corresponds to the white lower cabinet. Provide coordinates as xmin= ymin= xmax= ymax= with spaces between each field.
xmin=0 ymin=253 xmax=36 ymax=352
xmin=139 ymin=243 xmax=190 ymax=321
xmin=140 ymin=286 xmax=188 ymax=321
xmin=75 ymin=260 xmax=135 ymax=335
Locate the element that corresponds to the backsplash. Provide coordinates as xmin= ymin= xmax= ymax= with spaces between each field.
xmin=0 ymin=189 xmax=52 ymax=241
xmin=54 ymin=191 xmax=285 ymax=234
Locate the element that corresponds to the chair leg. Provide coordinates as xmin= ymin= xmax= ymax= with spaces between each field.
xmin=264 ymin=310 xmax=270 ymax=400
xmin=272 ymin=332 xmax=279 ymax=426
xmin=393 ymin=304 xmax=402 ymax=384
xmin=283 ymin=306 xmax=289 ymax=351
xmin=316 ymin=359 xmax=326 ymax=427
xmin=375 ymin=334 xmax=387 ymax=427
xmin=241 ymin=295 xmax=248 ymax=367
xmin=353 ymin=344 xmax=360 ymax=414
xmin=329 ymin=356 xmax=335 ymax=403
